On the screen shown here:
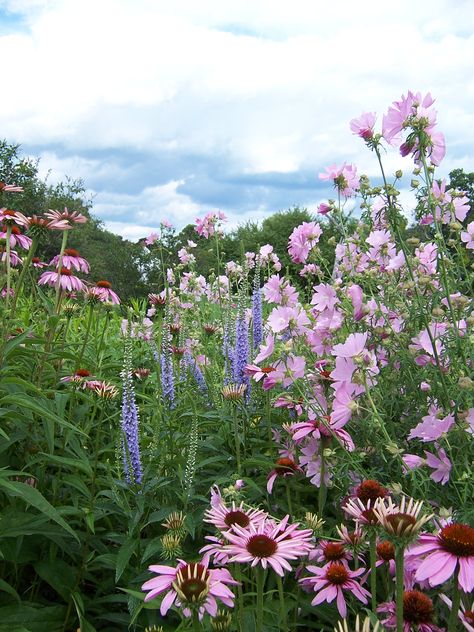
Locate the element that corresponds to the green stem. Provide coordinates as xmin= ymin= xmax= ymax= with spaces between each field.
xmin=54 ymin=230 xmax=69 ymax=313
xmin=447 ymin=565 xmax=461 ymax=632
xmin=5 ymin=224 xmax=12 ymax=309
xmin=76 ymin=303 xmax=94 ymax=369
xmin=12 ymin=237 xmax=39 ymax=312
xmin=369 ymin=531 xmax=377 ymax=613
xmin=394 ymin=544 xmax=405 ymax=632
xmin=234 ymin=563 xmax=244 ymax=632
xmin=276 ymin=574 xmax=288 ymax=631
xmin=233 ymin=406 xmax=241 ymax=475
xmin=255 ymin=566 xmax=265 ymax=632
xmin=191 ymin=608 xmax=201 ymax=631
xmin=318 ymin=446 xmax=327 ymax=516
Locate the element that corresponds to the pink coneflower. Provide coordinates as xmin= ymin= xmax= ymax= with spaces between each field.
xmin=45 ymin=207 xmax=87 ymax=226
xmin=87 ymin=380 xmax=119 ymax=399
xmin=38 ymin=268 xmax=85 ymax=292
xmin=440 ymin=594 xmax=474 ymax=632
xmin=0 ymin=208 xmax=27 ymax=226
xmin=301 ymin=562 xmax=370 ymax=618
xmin=222 ymin=517 xmax=313 ymax=576
xmin=15 ymin=213 xmax=70 ymax=233
xmin=49 ymin=248 xmax=90 ymax=273
xmin=87 ymin=281 xmax=120 ymax=304
xmin=32 ymin=256 xmax=47 ymax=268
xmin=204 ymin=501 xmax=267 ymax=532
xmin=60 ymin=368 xmax=94 ymax=384
xmin=0 ymin=224 xmax=32 ymax=250
xmin=142 ymin=560 xmax=237 ymax=618
xmin=0 ymin=247 xmax=22 ymax=266
xmin=377 ymin=590 xmax=443 ymax=632
xmin=266 ymin=457 xmax=301 ymax=493
xmin=409 ymin=522 xmax=474 ymax=592
xmin=373 ymin=496 xmax=432 ymax=539
xmin=310 ymin=540 xmax=352 ymax=566
xmin=0 ymin=182 xmax=23 ymax=192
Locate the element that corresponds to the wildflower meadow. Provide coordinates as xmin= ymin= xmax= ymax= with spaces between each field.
xmin=0 ymin=90 xmax=473 ymax=632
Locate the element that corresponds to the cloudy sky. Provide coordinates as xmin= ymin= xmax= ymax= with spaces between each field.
xmin=1 ymin=0 xmax=473 ymax=240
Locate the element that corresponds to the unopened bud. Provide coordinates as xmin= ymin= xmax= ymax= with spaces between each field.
xmin=411 ymin=179 xmax=420 ymax=188
xmin=449 ymin=221 xmax=462 ymax=232
xmin=466 ymin=316 xmax=474 ymax=327
xmin=431 ymin=307 xmax=445 ymax=318
xmin=413 ymin=167 xmax=421 ymax=175
xmin=458 ymin=376 xmax=474 ymax=390
xmin=407 ymin=237 xmax=420 ymax=246
xmin=447 ymin=239 xmax=456 ymax=247
xmin=395 ymin=169 xmax=403 ymax=179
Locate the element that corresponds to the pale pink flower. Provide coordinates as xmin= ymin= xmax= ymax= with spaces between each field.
xmin=38 ymin=268 xmax=85 ymax=292
xmin=253 ymin=334 xmax=275 ymax=365
xmin=409 ymin=522 xmax=474 ymax=592
xmin=45 ymin=207 xmax=87 ymax=226
xmin=0 ymin=225 xmax=32 ymax=250
xmin=87 ymin=281 xmax=120 ymax=304
xmin=0 ymin=247 xmax=22 ymax=266
xmin=49 ymin=248 xmax=90 ymax=273
xmin=350 ymin=111 xmax=377 ymax=140
xmin=408 ymin=409 xmax=454 ymax=443
xmin=144 ymin=232 xmax=159 ymax=245
xmin=332 ymin=332 xmax=368 ymax=359
xmin=288 ymin=221 xmax=323 ymax=264
xmin=424 ymin=446 xmax=451 ymax=485
xmin=142 ymin=560 xmax=237 ymax=618
xmin=301 ymin=562 xmax=370 ymax=618
xmin=222 ymin=517 xmax=313 ymax=576
xmin=319 ymin=163 xmax=360 ymax=198
xmin=204 ymin=501 xmax=267 ymax=531
xmin=311 ymin=283 xmax=339 ymax=312
xmin=461 ymin=222 xmax=474 ymax=250
xmin=0 ymin=182 xmax=23 ymax=193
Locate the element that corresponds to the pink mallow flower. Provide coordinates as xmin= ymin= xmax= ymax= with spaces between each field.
xmin=408 ymin=522 xmax=474 ymax=593
xmin=288 ymin=221 xmax=323 ymax=264
xmin=424 ymin=446 xmax=451 ymax=485
xmin=319 ymin=163 xmax=360 ymax=198
xmin=142 ymin=559 xmax=237 ymax=618
xmin=461 ymin=222 xmax=474 ymax=250
xmin=350 ymin=111 xmax=377 ymax=140
xmin=300 ymin=562 xmax=370 ymax=618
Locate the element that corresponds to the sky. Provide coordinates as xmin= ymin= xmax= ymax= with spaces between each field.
xmin=0 ymin=0 xmax=473 ymax=241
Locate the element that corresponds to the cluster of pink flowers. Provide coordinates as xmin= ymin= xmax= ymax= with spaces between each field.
xmin=195 ymin=211 xmax=227 ymax=239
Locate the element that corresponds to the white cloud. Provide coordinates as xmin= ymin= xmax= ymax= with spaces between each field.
xmin=1 ymin=0 xmax=473 ymax=238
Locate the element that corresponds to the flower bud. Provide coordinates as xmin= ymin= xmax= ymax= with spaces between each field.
xmin=407 ymin=237 xmax=420 ymax=246
xmin=458 ymin=376 xmax=474 ymax=390
xmin=411 ymin=179 xmax=420 ymax=188
xmin=395 ymin=169 xmax=403 ymax=179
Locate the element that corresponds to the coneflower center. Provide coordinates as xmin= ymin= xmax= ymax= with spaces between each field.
xmin=64 ymin=248 xmax=80 ymax=256
xmin=386 ymin=513 xmax=417 ymax=534
xmin=96 ymin=280 xmax=111 ymax=288
xmin=464 ymin=610 xmax=474 ymax=624
xmin=60 ymin=268 xmax=72 ymax=276
xmin=439 ymin=523 xmax=474 ymax=556
xmin=75 ymin=369 xmax=91 ymax=377
xmin=323 ymin=542 xmax=346 ymax=561
xmin=356 ymin=479 xmax=387 ymax=505
xmin=224 ymin=510 xmax=250 ymax=528
xmin=403 ymin=590 xmax=434 ymax=624
xmin=377 ymin=541 xmax=395 ymax=561
xmin=174 ymin=564 xmax=210 ymax=602
xmin=325 ymin=563 xmax=349 ymax=585
xmin=247 ymin=534 xmax=277 ymax=558
xmin=275 ymin=457 xmax=298 ymax=474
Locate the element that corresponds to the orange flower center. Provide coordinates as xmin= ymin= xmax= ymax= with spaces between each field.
xmin=377 ymin=541 xmax=395 ymax=561
xmin=64 ymin=248 xmax=79 ymax=256
xmin=224 ymin=510 xmax=250 ymax=528
xmin=96 ymin=280 xmax=111 ymax=288
xmin=439 ymin=523 xmax=474 ymax=557
xmin=323 ymin=542 xmax=346 ymax=561
xmin=356 ymin=479 xmax=387 ymax=505
xmin=325 ymin=562 xmax=349 ymax=585
xmin=247 ymin=534 xmax=277 ymax=558
xmin=403 ymin=590 xmax=433 ymax=624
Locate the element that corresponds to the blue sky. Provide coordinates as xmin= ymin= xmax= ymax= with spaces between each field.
xmin=1 ymin=0 xmax=473 ymax=240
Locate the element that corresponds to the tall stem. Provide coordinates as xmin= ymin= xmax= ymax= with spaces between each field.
xmin=11 ymin=236 xmax=38 ymax=311
xmin=54 ymin=230 xmax=69 ymax=313
xmin=369 ymin=531 xmax=377 ymax=613
xmin=191 ymin=608 xmax=201 ymax=632
xmin=276 ymin=574 xmax=288 ymax=631
xmin=447 ymin=565 xmax=461 ymax=632
xmin=4 ymin=224 xmax=12 ymax=309
xmin=394 ymin=544 xmax=405 ymax=632
xmin=76 ymin=304 xmax=95 ymax=369
xmin=233 ymin=405 xmax=241 ymax=475
xmin=255 ymin=566 xmax=265 ymax=632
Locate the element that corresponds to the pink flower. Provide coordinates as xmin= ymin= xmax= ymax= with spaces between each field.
xmin=300 ymin=562 xmax=370 ymax=618
xmin=409 ymin=523 xmax=474 ymax=592
xmin=319 ymin=163 xmax=360 ymax=198
xmin=424 ymin=446 xmax=451 ymax=485
xmin=377 ymin=591 xmax=443 ymax=632
xmin=461 ymin=222 xmax=474 ymax=250
xmin=205 ymin=501 xmax=267 ymax=531
xmin=0 ymin=225 xmax=32 ymax=250
xmin=332 ymin=332 xmax=368 ymax=359
xmin=288 ymin=221 xmax=323 ymax=264
xmin=266 ymin=457 xmax=301 ymax=494
xmin=222 ymin=516 xmax=313 ymax=576
xmin=253 ymin=334 xmax=275 ymax=365
xmin=311 ymin=283 xmax=339 ymax=312
xmin=49 ymin=248 xmax=90 ymax=273
xmin=142 ymin=559 xmax=237 ymax=618
xmin=195 ymin=212 xmax=227 ymax=239
xmin=38 ymin=268 xmax=85 ymax=292
xmin=45 ymin=207 xmax=87 ymax=227
xmin=350 ymin=112 xmax=377 ymax=140
xmin=88 ymin=281 xmax=120 ymax=304
xmin=144 ymin=232 xmax=159 ymax=245
xmin=408 ymin=410 xmax=454 ymax=442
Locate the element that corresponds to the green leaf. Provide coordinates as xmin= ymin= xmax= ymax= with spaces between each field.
xmin=0 ymin=479 xmax=79 ymax=542
xmin=34 ymin=560 xmax=76 ymax=602
xmin=115 ymin=537 xmax=136 ymax=582
xmin=0 ymin=578 xmax=20 ymax=602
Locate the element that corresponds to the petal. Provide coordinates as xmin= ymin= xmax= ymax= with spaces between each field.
xmin=336 ymin=588 xmax=347 ymax=618
xmin=458 ymin=557 xmax=474 ymax=593
xmin=416 ymin=552 xmax=457 ymax=586
xmin=160 ymin=589 xmax=177 ymax=616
